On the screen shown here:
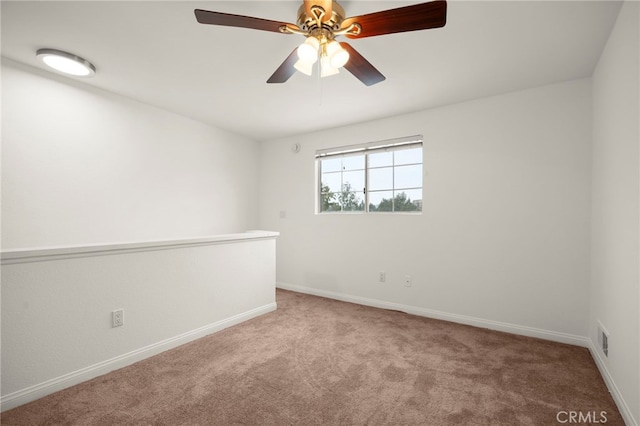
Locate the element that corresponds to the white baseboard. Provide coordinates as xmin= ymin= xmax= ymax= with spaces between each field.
xmin=277 ymin=282 xmax=589 ymax=347
xmin=588 ymin=340 xmax=638 ymax=426
xmin=1 ymin=302 xmax=277 ymax=412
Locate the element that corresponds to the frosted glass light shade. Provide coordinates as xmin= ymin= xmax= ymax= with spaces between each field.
xmin=320 ymin=56 xmax=339 ymax=77
xmin=36 ymin=49 xmax=96 ymax=77
xmin=297 ymin=37 xmax=320 ymax=63
xmin=294 ymin=58 xmax=314 ymax=76
xmin=326 ymin=41 xmax=349 ymax=69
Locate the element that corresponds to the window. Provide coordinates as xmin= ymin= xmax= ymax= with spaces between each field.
xmin=317 ymin=136 xmax=423 ymax=213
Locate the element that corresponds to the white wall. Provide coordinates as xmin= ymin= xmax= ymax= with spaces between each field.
xmin=590 ymin=2 xmax=640 ymax=424
xmin=1 ymin=59 xmax=259 ymax=249
xmin=259 ymin=78 xmax=592 ymax=342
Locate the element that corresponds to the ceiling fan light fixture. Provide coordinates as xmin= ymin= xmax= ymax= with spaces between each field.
xmin=320 ymin=56 xmax=340 ymax=78
xmin=196 ymin=0 xmax=447 ymax=86
xmin=297 ymin=36 xmax=320 ymax=63
xmin=326 ymin=41 xmax=349 ymax=69
xmin=294 ymin=58 xmax=314 ymax=76
xmin=36 ymin=48 xmax=96 ymax=77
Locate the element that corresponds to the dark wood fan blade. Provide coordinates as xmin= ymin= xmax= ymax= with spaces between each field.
xmin=304 ymin=0 xmax=333 ymax=22
xmin=267 ymin=49 xmax=299 ymax=84
xmin=342 ymin=0 xmax=447 ymax=39
xmin=194 ymin=9 xmax=291 ymax=33
xmin=340 ymin=43 xmax=385 ymax=86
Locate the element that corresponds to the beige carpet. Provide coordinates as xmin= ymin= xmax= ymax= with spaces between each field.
xmin=1 ymin=289 xmax=623 ymax=425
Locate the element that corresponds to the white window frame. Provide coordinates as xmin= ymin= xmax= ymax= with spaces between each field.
xmin=316 ymin=135 xmax=423 ymax=214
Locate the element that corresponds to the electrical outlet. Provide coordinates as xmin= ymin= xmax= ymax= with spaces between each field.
xmin=112 ymin=309 xmax=124 ymax=327
xmin=404 ymin=275 xmax=412 ymax=287
xmin=379 ymin=272 xmax=386 ymax=283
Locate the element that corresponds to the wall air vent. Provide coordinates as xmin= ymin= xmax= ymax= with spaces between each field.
xmin=597 ymin=320 xmax=610 ymax=357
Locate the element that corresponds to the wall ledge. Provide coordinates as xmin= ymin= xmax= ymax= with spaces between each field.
xmin=1 ymin=230 xmax=279 ymax=265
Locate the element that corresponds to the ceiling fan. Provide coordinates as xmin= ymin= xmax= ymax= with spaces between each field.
xmin=194 ymin=0 xmax=447 ymax=86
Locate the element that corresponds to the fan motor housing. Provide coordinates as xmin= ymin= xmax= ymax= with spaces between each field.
xmin=297 ymin=1 xmax=346 ymax=32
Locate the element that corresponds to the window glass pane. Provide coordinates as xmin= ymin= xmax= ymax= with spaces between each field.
xmin=321 ymin=197 xmax=341 ymax=212
xmin=368 ymin=167 xmax=393 ymax=191
xmin=329 ymin=189 xmax=364 ymax=211
xmin=368 ymin=151 xmax=393 ymax=168
xmin=321 ymin=157 xmax=342 ymax=173
xmin=394 ymin=148 xmax=422 ymax=166
xmin=368 ymin=191 xmax=393 ymax=212
xmin=342 ymin=170 xmax=364 ymax=192
xmin=393 ymin=189 xmax=422 ymax=212
xmin=321 ymin=172 xmax=342 ymax=193
xmin=342 ymin=155 xmax=365 ymax=171
xmin=394 ymin=164 xmax=422 ymax=189
xmin=337 ymin=191 xmax=365 ymax=211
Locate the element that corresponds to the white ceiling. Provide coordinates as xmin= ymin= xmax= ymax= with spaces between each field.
xmin=1 ymin=1 xmax=622 ymax=141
